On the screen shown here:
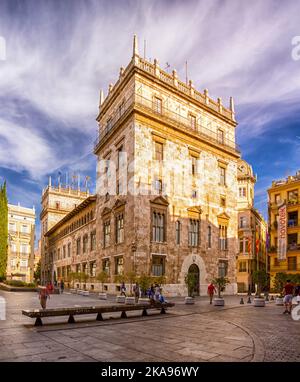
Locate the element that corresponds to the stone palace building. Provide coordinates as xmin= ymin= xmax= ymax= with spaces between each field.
xmin=41 ymin=36 xmax=257 ymax=296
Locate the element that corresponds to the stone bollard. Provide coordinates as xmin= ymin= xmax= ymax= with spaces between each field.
xmin=247 ymin=296 xmax=252 ymax=304
xmin=240 ymin=297 xmax=244 ymax=304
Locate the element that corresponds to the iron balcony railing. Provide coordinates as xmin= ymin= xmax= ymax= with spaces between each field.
xmin=94 ymin=93 xmax=240 ymax=154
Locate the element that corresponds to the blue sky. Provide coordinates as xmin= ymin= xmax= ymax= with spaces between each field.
xmin=0 ymin=0 xmax=300 ymax=244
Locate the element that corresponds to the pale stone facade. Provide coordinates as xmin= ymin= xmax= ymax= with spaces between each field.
xmin=93 ymin=36 xmax=240 ymax=296
xmin=43 ymin=196 xmax=97 ymax=286
xmin=7 ymin=203 xmax=35 ymax=283
xmin=40 ymin=183 xmax=89 ymax=284
xmin=236 ymin=160 xmax=267 ymax=293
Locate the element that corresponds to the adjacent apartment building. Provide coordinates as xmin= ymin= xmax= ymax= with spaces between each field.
xmin=268 ymin=171 xmax=300 ymax=287
xmin=236 ymin=159 xmax=267 ymax=293
xmin=7 ymin=203 xmax=35 ymax=283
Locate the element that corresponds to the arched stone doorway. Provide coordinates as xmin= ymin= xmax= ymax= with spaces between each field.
xmin=188 ymin=263 xmax=200 ymax=296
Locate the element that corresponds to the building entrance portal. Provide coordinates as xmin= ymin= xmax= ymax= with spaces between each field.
xmin=188 ymin=263 xmax=200 ymax=296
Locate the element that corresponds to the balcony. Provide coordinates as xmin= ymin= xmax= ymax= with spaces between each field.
xmin=94 ymin=93 xmax=240 ymax=154
xmin=287 ymin=243 xmax=300 ymax=251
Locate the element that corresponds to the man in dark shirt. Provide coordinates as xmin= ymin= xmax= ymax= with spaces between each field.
xmin=282 ymin=280 xmax=294 ymax=314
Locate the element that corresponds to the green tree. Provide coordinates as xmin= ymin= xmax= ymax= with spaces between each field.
xmin=252 ymin=270 xmax=269 ymax=296
xmin=34 ymin=260 xmax=41 ymax=284
xmin=0 ymin=182 xmax=8 ymax=280
xmin=96 ymin=271 xmax=109 ymax=292
xmin=185 ymin=273 xmax=198 ymax=297
xmin=126 ymin=271 xmax=138 ymax=296
xmin=212 ymin=277 xmax=230 ymax=298
xmin=138 ymin=274 xmax=153 ymax=297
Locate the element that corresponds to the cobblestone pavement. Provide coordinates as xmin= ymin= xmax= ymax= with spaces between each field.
xmin=0 ymin=290 xmax=299 ymax=362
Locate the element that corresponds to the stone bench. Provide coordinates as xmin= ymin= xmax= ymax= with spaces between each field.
xmin=22 ymin=302 xmax=175 ymax=326
xmin=80 ymin=290 xmax=89 ymax=296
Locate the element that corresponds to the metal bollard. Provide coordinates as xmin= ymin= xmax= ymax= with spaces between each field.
xmin=247 ymin=297 xmax=252 ymax=304
xmin=240 ymin=297 xmax=244 ymax=304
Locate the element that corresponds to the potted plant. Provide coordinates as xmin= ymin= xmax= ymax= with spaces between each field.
xmin=184 ymin=272 xmax=198 ymax=304
xmin=138 ymin=274 xmax=153 ymax=303
xmin=212 ymin=277 xmax=230 ymax=306
xmin=96 ymin=271 xmax=109 ymax=299
xmin=125 ymin=271 xmax=138 ymax=304
xmin=252 ymin=270 xmax=269 ymax=307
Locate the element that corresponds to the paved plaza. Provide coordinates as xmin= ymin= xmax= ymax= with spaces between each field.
xmin=0 ymin=290 xmax=299 ymax=362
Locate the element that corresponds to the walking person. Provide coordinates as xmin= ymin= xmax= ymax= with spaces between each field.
xmin=207 ymin=282 xmax=217 ymax=304
xmin=120 ymin=282 xmax=127 ymax=297
xmin=133 ymin=282 xmax=140 ymax=303
xmin=60 ymin=280 xmax=65 ymax=294
xmin=39 ymin=286 xmax=50 ymax=309
xmin=154 ymin=284 xmax=160 ymax=301
xmin=282 ymin=279 xmax=294 ymax=314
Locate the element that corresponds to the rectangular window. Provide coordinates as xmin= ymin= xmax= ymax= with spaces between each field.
xmin=63 ymin=245 xmax=66 ymax=259
xmin=83 ymin=235 xmax=88 ymax=253
xmin=103 ymin=259 xmax=110 ymax=274
xmin=208 ymin=225 xmax=212 ymax=249
xmin=240 ymin=216 xmax=246 ymax=228
xmin=192 ymin=190 xmax=197 ymax=199
xmin=76 ymin=238 xmax=81 ymax=256
xmin=67 ymin=243 xmax=71 ymax=257
xmin=152 ymin=212 xmax=165 ymax=242
xmin=90 ymin=262 xmax=96 ymax=277
xmin=57 ymin=248 xmax=61 ymax=260
xmin=175 ymin=221 xmax=181 ymax=245
xmin=189 ymin=219 xmax=199 ymax=247
xmin=116 ymin=213 xmax=124 ymax=244
xmin=117 ymin=145 xmax=124 ymax=170
xmin=219 ymin=225 xmax=228 ymax=250
xmin=189 ymin=114 xmax=196 ymax=130
xmin=220 ymin=196 xmax=226 ymax=207
xmin=288 ymin=256 xmax=297 ymax=271
xmin=239 ymin=187 xmax=246 ymax=198
xmin=218 ymin=260 xmax=228 ymax=277
xmin=239 ymin=238 xmax=244 ymax=253
xmin=288 ymin=189 xmax=298 ymax=204
xmin=115 ymin=256 xmax=124 ymax=275
xmin=219 ymin=167 xmax=226 ymax=186
xmin=90 ymin=231 xmax=96 ymax=251
xmin=76 ymin=264 xmax=80 ymax=273
xmin=239 ymin=261 xmax=247 ymax=272
xmin=20 ymin=259 xmax=28 ymax=269
xmin=20 ymin=243 xmax=28 ymax=254
xmin=191 ymin=156 xmax=197 ymax=176
xmin=217 ymin=129 xmax=224 ymax=144
xmin=154 ymin=97 xmax=162 ymax=114
xmin=104 ymin=221 xmax=111 ymax=248
xmin=9 ymin=223 xmax=16 ymax=232
xmin=152 ymin=256 xmax=165 ymax=276
xmin=154 ymin=178 xmax=163 ymax=194
xmin=154 ymin=141 xmax=163 ymax=161
xmin=275 ymin=194 xmax=281 ymax=204
xmin=21 ymin=224 xmax=29 ymax=233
